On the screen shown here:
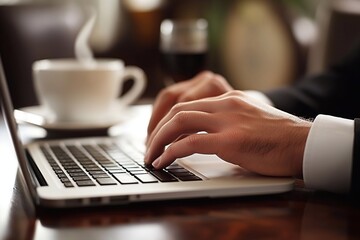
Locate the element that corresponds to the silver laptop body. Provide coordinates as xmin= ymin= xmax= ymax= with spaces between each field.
xmin=0 ymin=57 xmax=294 ymax=208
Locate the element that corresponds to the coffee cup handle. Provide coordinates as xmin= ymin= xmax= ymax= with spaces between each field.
xmin=118 ymin=66 xmax=147 ymax=106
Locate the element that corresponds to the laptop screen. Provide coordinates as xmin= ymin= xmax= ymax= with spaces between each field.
xmin=0 ymin=56 xmax=37 ymax=199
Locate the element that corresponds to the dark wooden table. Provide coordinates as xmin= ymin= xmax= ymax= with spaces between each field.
xmin=1 ymin=113 xmax=360 ymax=240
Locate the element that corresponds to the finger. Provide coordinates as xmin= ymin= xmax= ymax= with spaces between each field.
xmin=178 ymin=74 xmax=232 ymax=102
xmin=151 ymin=133 xmax=219 ymax=169
xmin=147 ymin=81 xmax=191 ymax=136
xmin=148 ymin=92 xmax=249 ymax=146
xmin=147 ymin=71 xmax=215 ymax=136
xmin=146 ymin=99 xmax=219 ymax=148
xmin=145 ymin=111 xmax=217 ymax=164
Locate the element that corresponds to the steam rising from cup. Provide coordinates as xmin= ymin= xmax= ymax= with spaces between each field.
xmin=74 ymin=7 xmax=97 ymax=64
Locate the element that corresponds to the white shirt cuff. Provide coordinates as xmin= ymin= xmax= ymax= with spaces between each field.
xmin=303 ymin=114 xmax=354 ymax=193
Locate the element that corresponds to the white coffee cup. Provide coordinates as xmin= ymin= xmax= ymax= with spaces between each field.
xmin=33 ymin=59 xmax=146 ymax=123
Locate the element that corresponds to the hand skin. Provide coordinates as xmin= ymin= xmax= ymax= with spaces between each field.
xmin=147 ymin=71 xmax=233 ymax=138
xmin=145 ymin=90 xmax=312 ymax=178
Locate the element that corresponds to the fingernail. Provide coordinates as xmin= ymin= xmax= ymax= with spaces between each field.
xmin=152 ymin=156 xmax=161 ymax=168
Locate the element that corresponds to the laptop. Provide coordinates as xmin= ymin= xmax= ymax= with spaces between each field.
xmin=0 ymin=57 xmax=294 ymax=208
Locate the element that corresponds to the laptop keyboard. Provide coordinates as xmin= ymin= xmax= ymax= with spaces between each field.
xmin=40 ymin=141 xmax=202 ymax=188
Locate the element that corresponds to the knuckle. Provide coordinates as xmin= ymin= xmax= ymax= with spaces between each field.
xmin=198 ymin=70 xmax=214 ymax=79
xmin=184 ymin=134 xmax=201 ymax=147
xmin=228 ymin=90 xmax=244 ymax=97
xmin=209 ymin=74 xmax=231 ymax=91
xmin=171 ymin=102 xmax=186 ymax=113
xmin=193 ymin=71 xmax=214 ymax=83
xmin=223 ymin=95 xmax=243 ymax=108
xmin=158 ymin=88 xmax=176 ymax=101
xmin=172 ymin=111 xmax=190 ymax=126
xmin=212 ymin=74 xmax=226 ymax=85
xmin=207 ymin=77 xmax=220 ymax=87
xmin=178 ymin=94 xmax=193 ymax=102
xmin=219 ymin=90 xmax=248 ymax=107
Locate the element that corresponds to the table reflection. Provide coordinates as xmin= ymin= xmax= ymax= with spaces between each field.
xmin=34 ymin=221 xmax=177 ymax=240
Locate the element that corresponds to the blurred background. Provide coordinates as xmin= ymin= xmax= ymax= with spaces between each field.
xmin=1 ymin=0 xmax=360 ymax=109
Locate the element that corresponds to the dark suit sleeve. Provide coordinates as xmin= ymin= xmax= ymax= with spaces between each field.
xmin=264 ymin=44 xmax=360 ymax=120
xmin=351 ymin=119 xmax=360 ymax=196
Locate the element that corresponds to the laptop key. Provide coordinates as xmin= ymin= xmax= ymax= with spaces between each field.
xmin=124 ymin=168 xmax=143 ymax=174
xmin=50 ymin=163 xmax=60 ymax=168
xmin=96 ymin=178 xmax=117 ymax=185
xmin=76 ymin=180 xmax=96 ymax=187
xmin=63 ymin=165 xmax=82 ymax=170
xmin=52 ymin=166 xmax=62 ymax=171
xmin=105 ymin=166 xmax=124 ymax=171
xmin=113 ymin=173 xmax=138 ymax=184
xmin=167 ymin=169 xmax=203 ymax=181
xmin=177 ymin=175 xmax=202 ymax=181
xmin=68 ymin=172 xmax=87 ymax=177
xmin=63 ymin=182 xmax=74 ymax=188
xmin=72 ymin=176 xmax=91 ymax=181
xmin=101 ymin=163 xmax=119 ymax=168
xmin=67 ymin=169 xmax=84 ymax=173
xmin=88 ymin=170 xmax=106 ymax=175
xmin=60 ymin=177 xmax=71 ymax=182
xmin=135 ymin=173 xmax=159 ymax=183
xmin=84 ymin=167 xmax=102 ymax=171
xmin=165 ymin=163 xmax=183 ymax=170
xmin=92 ymin=174 xmax=111 ymax=179
xmin=107 ymin=169 xmax=126 ymax=174
xmin=150 ymin=170 xmax=178 ymax=182
xmin=54 ymin=170 xmax=64 ymax=174
xmin=120 ymin=164 xmax=139 ymax=169
xmin=129 ymin=170 xmax=148 ymax=175
xmin=167 ymin=168 xmax=189 ymax=174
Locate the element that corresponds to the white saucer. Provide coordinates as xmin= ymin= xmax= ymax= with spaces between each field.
xmin=14 ymin=105 xmax=134 ymax=131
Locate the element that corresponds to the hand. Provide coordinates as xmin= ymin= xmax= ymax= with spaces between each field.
xmin=147 ymin=71 xmax=233 ymax=139
xmin=145 ymin=91 xmax=312 ymax=178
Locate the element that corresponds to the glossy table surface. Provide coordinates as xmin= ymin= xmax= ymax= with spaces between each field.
xmin=1 ymin=106 xmax=360 ymax=240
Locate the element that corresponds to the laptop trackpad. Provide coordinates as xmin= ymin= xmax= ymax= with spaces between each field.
xmin=178 ymin=154 xmax=252 ymax=179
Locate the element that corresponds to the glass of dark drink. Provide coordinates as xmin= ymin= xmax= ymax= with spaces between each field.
xmin=160 ymin=19 xmax=208 ymax=84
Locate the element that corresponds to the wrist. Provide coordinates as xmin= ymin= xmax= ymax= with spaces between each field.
xmin=291 ymin=120 xmax=312 ymax=178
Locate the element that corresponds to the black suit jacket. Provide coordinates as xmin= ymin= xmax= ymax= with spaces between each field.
xmin=264 ymin=45 xmax=360 ymax=196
